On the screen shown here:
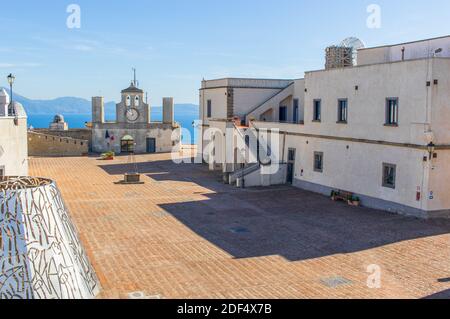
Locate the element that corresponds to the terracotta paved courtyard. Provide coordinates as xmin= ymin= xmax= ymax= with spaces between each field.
xmin=29 ymin=153 xmax=450 ymax=299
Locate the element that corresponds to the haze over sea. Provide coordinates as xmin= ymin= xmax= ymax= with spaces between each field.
xmin=28 ymin=111 xmax=198 ymax=144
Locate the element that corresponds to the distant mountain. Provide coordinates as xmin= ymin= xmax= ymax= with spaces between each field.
xmin=1 ymin=87 xmax=199 ymax=116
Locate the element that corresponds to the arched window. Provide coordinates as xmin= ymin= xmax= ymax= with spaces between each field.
xmin=134 ymin=95 xmax=140 ymax=106
xmin=125 ymin=95 xmax=131 ymax=107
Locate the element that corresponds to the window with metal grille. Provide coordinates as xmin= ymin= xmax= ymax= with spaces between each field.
xmin=313 ymin=100 xmax=321 ymax=122
xmin=385 ymin=98 xmax=399 ymax=126
xmin=382 ymin=163 xmax=396 ymax=189
xmin=337 ymin=99 xmax=348 ymax=123
xmin=314 ymin=152 xmax=324 ymax=172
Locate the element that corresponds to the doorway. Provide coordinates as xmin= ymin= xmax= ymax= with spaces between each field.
xmin=121 ymin=135 xmax=135 ymax=153
xmin=146 ymin=138 xmax=156 ymax=153
xmin=287 ymin=148 xmax=296 ymax=184
xmin=279 ymin=106 xmax=288 ymax=122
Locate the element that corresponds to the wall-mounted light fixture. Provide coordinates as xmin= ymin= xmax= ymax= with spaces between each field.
xmin=427 ymin=142 xmax=436 ymax=160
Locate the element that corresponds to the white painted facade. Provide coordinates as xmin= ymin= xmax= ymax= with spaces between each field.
xmin=0 ymin=89 xmax=28 ymax=177
xmin=358 ymin=35 xmax=450 ymax=65
xmin=199 ymin=36 xmax=450 ymax=218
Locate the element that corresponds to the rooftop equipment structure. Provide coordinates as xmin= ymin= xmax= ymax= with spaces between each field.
xmin=325 ymin=37 xmax=365 ymax=69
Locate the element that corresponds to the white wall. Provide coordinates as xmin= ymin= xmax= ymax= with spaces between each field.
xmin=199 ymin=87 xmax=228 ymax=125
xmin=358 ymin=36 xmax=450 ymax=65
xmin=200 ymin=78 xmax=294 ymax=125
xmin=303 ymin=58 xmax=450 ymax=145
xmin=429 ymin=58 xmax=450 ymax=143
xmin=255 ymin=120 xmax=430 ymax=213
xmin=427 ymin=150 xmax=450 ymax=212
xmin=233 ymin=88 xmax=281 ymax=117
xmin=0 ymin=115 xmax=28 ymax=176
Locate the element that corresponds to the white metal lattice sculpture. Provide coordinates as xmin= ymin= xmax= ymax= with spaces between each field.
xmin=0 ymin=177 xmax=100 ymax=299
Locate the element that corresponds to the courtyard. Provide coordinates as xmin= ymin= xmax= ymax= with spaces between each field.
xmin=29 ymin=153 xmax=450 ymax=299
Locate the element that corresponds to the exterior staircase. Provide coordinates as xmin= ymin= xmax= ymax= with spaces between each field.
xmin=246 ymin=82 xmax=294 ymax=123
xmin=227 ymin=123 xmax=285 ymax=188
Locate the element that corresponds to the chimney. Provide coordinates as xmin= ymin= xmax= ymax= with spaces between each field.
xmin=163 ymin=97 xmax=174 ymax=125
xmin=0 ymin=88 xmax=10 ymax=116
xmin=92 ymin=96 xmax=104 ymax=124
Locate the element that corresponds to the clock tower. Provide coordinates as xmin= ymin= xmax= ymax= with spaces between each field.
xmin=91 ymin=70 xmax=180 ymax=155
xmin=116 ymin=81 xmax=150 ymax=124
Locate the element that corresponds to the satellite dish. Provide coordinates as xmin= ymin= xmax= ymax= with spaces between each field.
xmin=340 ymin=37 xmax=365 ymax=65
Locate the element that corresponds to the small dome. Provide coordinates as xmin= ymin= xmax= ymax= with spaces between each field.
xmin=121 ymin=82 xmax=144 ymax=94
xmin=9 ymin=101 xmax=27 ymax=118
xmin=53 ymin=114 xmax=65 ymax=123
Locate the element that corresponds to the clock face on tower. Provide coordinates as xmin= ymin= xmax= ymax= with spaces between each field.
xmin=126 ymin=108 xmax=139 ymax=122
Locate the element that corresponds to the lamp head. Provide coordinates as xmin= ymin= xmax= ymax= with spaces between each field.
xmin=7 ymin=73 xmax=15 ymax=85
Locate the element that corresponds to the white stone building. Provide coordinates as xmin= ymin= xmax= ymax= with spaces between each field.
xmin=0 ymin=88 xmax=28 ymax=176
xmin=91 ymin=81 xmax=181 ymax=154
xmin=199 ymin=35 xmax=450 ymax=218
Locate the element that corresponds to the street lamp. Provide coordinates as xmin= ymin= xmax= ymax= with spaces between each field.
xmin=427 ymin=142 xmax=436 ymax=160
xmin=7 ymin=73 xmax=15 ymax=116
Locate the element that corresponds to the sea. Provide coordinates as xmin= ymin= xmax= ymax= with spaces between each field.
xmin=28 ymin=112 xmax=199 ymax=144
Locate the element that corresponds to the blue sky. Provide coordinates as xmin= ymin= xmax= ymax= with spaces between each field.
xmin=1 ymin=0 xmax=449 ymax=104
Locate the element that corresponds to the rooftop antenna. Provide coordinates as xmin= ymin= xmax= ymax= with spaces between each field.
xmin=132 ymin=67 xmax=137 ymax=86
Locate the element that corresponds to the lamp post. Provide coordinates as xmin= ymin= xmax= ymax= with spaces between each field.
xmin=427 ymin=142 xmax=436 ymax=160
xmin=7 ymin=73 xmax=15 ymax=116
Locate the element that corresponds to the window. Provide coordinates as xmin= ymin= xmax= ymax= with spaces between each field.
xmin=126 ymin=95 xmax=131 ymax=107
xmin=0 ymin=166 xmax=5 ymax=178
xmin=279 ymin=106 xmax=288 ymax=122
xmin=134 ymin=95 xmax=140 ymax=107
xmin=386 ymin=98 xmax=399 ymax=126
xmin=314 ymin=152 xmax=324 ymax=172
xmin=382 ymin=163 xmax=396 ymax=189
xmin=293 ymin=99 xmax=299 ymax=123
xmin=313 ymin=100 xmax=321 ymax=122
xmin=207 ymin=100 xmax=212 ymax=118
xmin=337 ymin=99 xmax=348 ymax=123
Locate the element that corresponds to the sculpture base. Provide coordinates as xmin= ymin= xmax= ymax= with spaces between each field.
xmin=114 ymin=173 xmax=144 ymax=185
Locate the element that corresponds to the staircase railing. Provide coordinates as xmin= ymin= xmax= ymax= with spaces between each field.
xmin=245 ymin=81 xmax=294 ymax=121
xmin=230 ymin=122 xmax=274 ymax=183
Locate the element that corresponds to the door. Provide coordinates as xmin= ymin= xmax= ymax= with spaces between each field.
xmin=146 ymin=138 xmax=156 ymax=153
xmin=293 ymin=99 xmax=299 ymax=123
xmin=287 ymin=148 xmax=296 ymax=184
xmin=279 ymin=106 xmax=288 ymax=122
xmin=121 ymin=135 xmax=135 ymax=153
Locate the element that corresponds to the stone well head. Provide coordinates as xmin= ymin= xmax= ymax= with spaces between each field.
xmin=0 ymin=177 xmax=100 ymax=299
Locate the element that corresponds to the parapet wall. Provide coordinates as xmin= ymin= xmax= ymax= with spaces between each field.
xmin=33 ymin=128 xmax=92 ymax=143
xmin=28 ymin=131 xmax=89 ymax=157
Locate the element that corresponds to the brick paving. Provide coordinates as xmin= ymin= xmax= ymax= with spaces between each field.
xmin=29 ymin=153 xmax=450 ymax=299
